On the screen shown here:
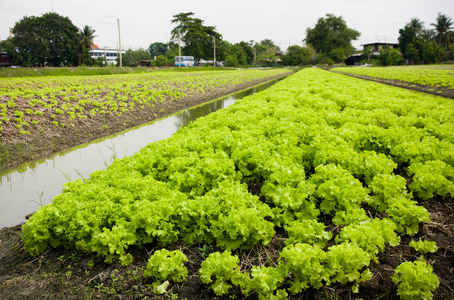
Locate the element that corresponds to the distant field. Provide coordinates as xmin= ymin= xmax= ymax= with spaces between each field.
xmin=333 ymin=65 xmax=454 ymax=98
xmin=0 ymin=66 xmax=226 ymax=78
xmin=0 ymin=68 xmax=291 ymax=169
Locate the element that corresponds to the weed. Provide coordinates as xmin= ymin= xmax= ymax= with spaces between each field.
xmin=197 ymin=244 xmax=213 ymax=259
xmin=58 ymin=255 xmax=66 ymax=264
xmin=102 ymin=145 xmax=117 ymax=167
xmin=73 ymin=169 xmax=85 ymax=183
xmin=86 ymin=259 xmax=94 ymax=270
xmin=127 ymin=268 xmax=141 ymax=280
xmin=68 ymin=251 xmax=81 ymax=263
xmin=60 ymin=170 xmax=72 ymax=182
xmin=61 ymin=270 xmax=72 ymax=297
xmin=29 ymin=186 xmax=46 ymax=207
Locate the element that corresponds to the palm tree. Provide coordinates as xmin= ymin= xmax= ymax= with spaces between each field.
xmin=407 ymin=18 xmax=424 ymax=36
xmin=78 ymin=25 xmax=97 ymax=65
xmin=431 ymin=13 xmax=453 ymax=48
xmin=420 ymin=29 xmax=436 ymax=44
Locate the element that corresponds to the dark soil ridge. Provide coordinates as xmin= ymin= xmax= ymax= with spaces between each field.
xmin=0 ymin=197 xmax=453 ymax=299
xmin=333 ymin=71 xmax=454 ymax=99
xmin=0 ymin=72 xmax=291 ymax=173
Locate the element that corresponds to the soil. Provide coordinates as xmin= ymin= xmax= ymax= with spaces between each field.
xmin=333 ymin=72 xmax=454 ymax=99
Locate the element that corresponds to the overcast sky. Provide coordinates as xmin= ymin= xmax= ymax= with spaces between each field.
xmin=1 ymin=0 xmax=453 ymax=51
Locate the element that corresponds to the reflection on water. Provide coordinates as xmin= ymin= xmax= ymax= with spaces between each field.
xmin=0 ymin=79 xmax=281 ymax=229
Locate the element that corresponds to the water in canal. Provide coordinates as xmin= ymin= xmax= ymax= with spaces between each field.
xmin=0 ymin=79 xmax=281 ymax=229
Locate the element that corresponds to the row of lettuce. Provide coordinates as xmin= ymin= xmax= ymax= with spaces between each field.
xmin=333 ymin=65 xmax=454 ymax=89
xmin=23 ymin=68 xmax=452 ymax=298
xmin=0 ymin=69 xmax=290 ymax=135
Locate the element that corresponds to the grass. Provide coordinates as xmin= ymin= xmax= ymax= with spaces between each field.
xmin=0 ymin=66 xmax=232 ymax=78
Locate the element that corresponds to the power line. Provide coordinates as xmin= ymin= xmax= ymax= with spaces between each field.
xmin=0 ymin=1 xmax=44 ymax=16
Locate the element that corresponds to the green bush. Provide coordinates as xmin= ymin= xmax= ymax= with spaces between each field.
xmin=156 ymin=55 xmax=171 ymax=67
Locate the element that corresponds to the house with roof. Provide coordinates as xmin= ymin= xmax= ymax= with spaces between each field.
xmin=345 ymin=42 xmax=399 ymax=65
xmin=0 ymin=52 xmax=13 ymax=67
xmin=89 ymin=47 xmax=125 ymax=66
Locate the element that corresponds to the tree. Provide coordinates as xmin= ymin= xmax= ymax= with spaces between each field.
xmin=379 ymin=47 xmax=404 ymax=66
xmin=259 ymin=39 xmax=280 ymax=53
xmin=214 ymin=40 xmax=230 ymax=62
xmin=431 ymin=13 xmax=453 ymax=48
xmin=362 ymin=46 xmax=374 ymax=63
xmin=224 ymin=54 xmax=239 ymax=67
xmin=165 ymin=41 xmax=180 ymax=60
xmin=420 ymin=29 xmax=436 ymax=44
xmin=405 ymin=43 xmax=421 ymax=63
xmin=329 ymin=48 xmax=345 ymax=63
xmin=305 ymin=14 xmax=360 ymax=56
xmin=282 ymin=45 xmax=303 ymax=66
xmin=282 ymin=45 xmax=315 ymax=66
xmin=78 ymin=25 xmax=96 ymax=65
xmin=10 ymin=13 xmax=80 ymax=66
xmin=419 ymin=28 xmax=442 ymax=64
xmin=422 ymin=42 xmax=443 ymax=63
xmin=398 ymin=20 xmax=424 ymax=64
xmin=254 ymin=39 xmax=280 ymax=66
xmin=148 ymin=42 xmax=168 ymax=58
xmin=120 ymin=48 xmax=150 ymax=67
xmin=170 ymin=12 xmax=222 ymax=63
xmin=398 ymin=15 xmax=451 ymax=64
xmin=238 ymin=41 xmax=254 ymax=64
xmin=156 ymin=55 xmax=172 ymax=67
xmin=0 ymin=38 xmax=14 ymax=53
xmin=407 ymin=18 xmax=425 ymax=35
xmin=225 ymin=43 xmax=248 ymax=67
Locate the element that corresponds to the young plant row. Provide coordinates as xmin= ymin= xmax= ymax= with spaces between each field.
xmin=0 ymin=69 xmax=289 ymax=134
xmin=23 ymin=68 xmax=452 ymax=298
xmin=333 ymin=65 xmax=454 ymax=89
xmin=145 ymin=243 xmax=439 ymax=299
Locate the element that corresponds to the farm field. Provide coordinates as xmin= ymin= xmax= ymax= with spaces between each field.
xmin=333 ymin=65 xmax=454 ymax=99
xmin=0 ymin=68 xmax=291 ymax=171
xmin=1 ymin=68 xmax=453 ymax=299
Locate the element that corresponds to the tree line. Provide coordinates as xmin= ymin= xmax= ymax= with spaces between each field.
xmin=287 ymin=13 xmax=453 ymax=66
xmin=128 ymin=12 xmax=285 ymax=68
xmin=396 ymin=13 xmax=454 ymax=65
xmin=0 ymin=13 xmax=96 ymax=67
xmin=0 ymin=12 xmax=286 ymax=68
xmin=1 ymin=11 xmax=452 ymax=68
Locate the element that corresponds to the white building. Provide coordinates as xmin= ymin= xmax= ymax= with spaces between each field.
xmin=89 ymin=48 xmax=126 ymax=66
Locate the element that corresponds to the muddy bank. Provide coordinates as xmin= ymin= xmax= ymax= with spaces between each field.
xmin=1 ymin=72 xmax=291 ymax=173
xmin=333 ymin=71 xmax=454 ymax=99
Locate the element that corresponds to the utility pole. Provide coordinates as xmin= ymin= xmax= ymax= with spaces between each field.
xmin=254 ymin=48 xmax=256 ymax=66
xmin=250 ymin=40 xmax=256 ymax=66
xmin=117 ymin=18 xmax=122 ymax=68
xmin=213 ymin=36 xmax=216 ymax=67
xmin=107 ymin=15 xmax=122 ymax=68
xmin=178 ymin=28 xmax=181 ymax=67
